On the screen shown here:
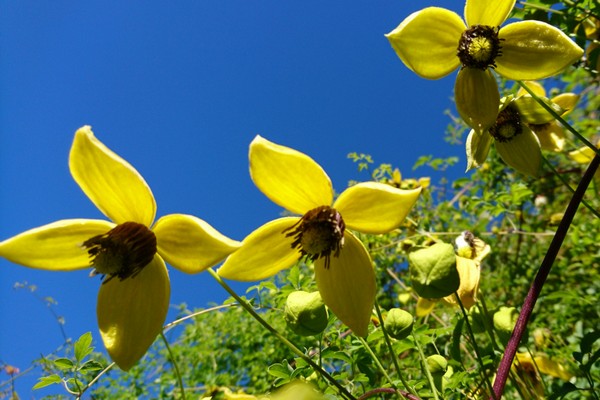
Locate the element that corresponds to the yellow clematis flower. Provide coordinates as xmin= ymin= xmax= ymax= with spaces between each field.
xmin=0 ymin=126 xmax=241 ymax=371
xmin=516 ymin=81 xmax=579 ymax=152
xmin=466 ymin=95 xmax=544 ymax=177
xmin=386 ymin=0 xmax=584 ymax=132
xmin=218 ymin=136 xmax=421 ymax=337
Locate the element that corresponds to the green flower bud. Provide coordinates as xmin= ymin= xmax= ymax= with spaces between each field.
xmin=284 ymin=291 xmax=328 ymax=336
xmin=494 ymin=306 xmax=519 ymax=344
xmin=426 ymin=355 xmax=448 ymax=394
xmin=408 ymin=242 xmax=459 ymax=298
xmin=467 ymin=306 xmax=490 ymax=334
xmin=385 ymin=308 xmax=414 ymax=340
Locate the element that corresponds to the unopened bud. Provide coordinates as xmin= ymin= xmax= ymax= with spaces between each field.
xmin=284 ymin=291 xmax=328 ymax=336
xmin=385 ymin=308 xmax=413 ymax=340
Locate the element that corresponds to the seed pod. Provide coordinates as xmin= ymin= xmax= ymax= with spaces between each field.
xmin=385 ymin=308 xmax=414 ymax=340
xmin=284 ymin=291 xmax=328 ymax=336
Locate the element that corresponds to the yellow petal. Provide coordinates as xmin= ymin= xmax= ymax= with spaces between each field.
xmin=465 ymin=0 xmax=515 ymax=26
xmin=466 ymin=129 xmax=493 ymax=171
xmin=443 ymin=257 xmax=480 ymax=309
xmin=217 ymin=218 xmax=300 ymax=281
xmin=516 ymin=81 xmax=546 ymax=98
xmin=0 ymin=219 xmax=114 ymax=270
xmin=455 ymin=68 xmax=500 ymax=132
xmin=531 ymin=122 xmax=566 ymax=152
xmin=333 ymin=182 xmax=421 ymax=234
xmin=249 ymin=136 xmax=333 ymax=215
xmin=416 ymin=297 xmax=436 ymax=317
xmin=496 ymin=21 xmax=584 ymax=80
xmin=551 ymin=93 xmax=579 ymax=115
xmin=569 ymin=144 xmax=597 ymax=164
xmin=153 ymin=214 xmax=241 ymax=274
xmin=385 ymin=7 xmax=464 ymax=79
xmin=496 ymin=126 xmax=542 ymax=177
xmin=69 ymin=126 xmax=156 ymax=226
xmin=97 ymin=255 xmax=170 ymax=371
xmin=314 ymin=232 xmax=375 ymax=337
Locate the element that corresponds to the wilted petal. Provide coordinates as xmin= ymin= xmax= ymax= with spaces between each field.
xmin=497 ymin=21 xmax=584 ymax=80
xmin=249 ymin=136 xmax=333 ymax=215
xmin=386 ymin=7 xmax=464 ymax=79
xmin=314 ymin=232 xmax=375 ymax=337
xmin=466 ymin=129 xmax=493 ymax=171
xmin=70 ymin=126 xmax=156 ymax=226
xmin=496 ymin=126 xmax=542 ymax=177
xmin=465 ymin=0 xmax=515 ymax=27
xmin=217 ymin=218 xmax=300 ymax=281
xmin=455 ymin=68 xmax=500 ymax=132
xmin=97 ymin=255 xmax=170 ymax=371
xmin=333 ymin=182 xmax=421 ymax=234
xmin=0 ymin=219 xmax=114 ymax=270
xmin=153 ymin=214 xmax=241 ymax=274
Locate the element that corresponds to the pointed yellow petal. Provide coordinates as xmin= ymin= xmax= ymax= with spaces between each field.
xmin=386 ymin=8 xmax=464 ymax=80
xmin=569 ymin=144 xmax=597 ymax=164
xmin=497 ymin=21 xmax=584 ymax=80
xmin=217 ymin=218 xmax=300 ymax=281
xmin=466 ymin=129 xmax=493 ymax=171
xmin=465 ymin=0 xmax=515 ymax=26
xmin=153 ymin=214 xmax=241 ymax=274
xmin=443 ymin=257 xmax=480 ymax=309
xmin=0 ymin=219 xmax=114 ymax=270
xmin=496 ymin=126 xmax=542 ymax=177
xmin=416 ymin=297 xmax=437 ymax=317
xmin=516 ymin=81 xmax=546 ymax=98
xmin=249 ymin=136 xmax=333 ymax=215
xmin=97 ymin=255 xmax=170 ymax=371
xmin=551 ymin=93 xmax=579 ymax=115
xmin=333 ymin=182 xmax=421 ymax=234
xmin=455 ymin=68 xmax=500 ymax=132
xmin=70 ymin=126 xmax=156 ymax=226
xmin=314 ymin=232 xmax=375 ymax=337
xmin=531 ymin=122 xmax=566 ymax=152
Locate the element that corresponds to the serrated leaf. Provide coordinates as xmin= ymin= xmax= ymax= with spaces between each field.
xmin=267 ymin=363 xmax=291 ymax=379
xmin=79 ymin=360 xmax=104 ymax=373
xmin=74 ymin=332 xmax=93 ymax=362
xmin=53 ymin=358 xmax=74 ymax=370
xmin=33 ymin=374 xmax=62 ymax=390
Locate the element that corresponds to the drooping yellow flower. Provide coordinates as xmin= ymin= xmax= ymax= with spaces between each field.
xmin=218 ymin=136 xmax=421 ymax=337
xmin=466 ymin=95 xmax=545 ymax=177
xmin=516 ymin=81 xmax=579 ymax=152
xmin=386 ymin=0 xmax=584 ymax=132
xmin=0 ymin=126 xmax=241 ymax=370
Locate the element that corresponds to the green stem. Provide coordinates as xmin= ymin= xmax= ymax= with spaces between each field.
xmin=516 ymin=81 xmax=599 ymax=156
xmin=161 ymin=332 xmax=186 ymax=400
xmin=542 ymin=156 xmax=600 ymax=219
xmin=75 ymin=362 xmax=115 ymax=400
xmin=373 ymin=301 xmax=417 ymax=396
xmin=412 ymin=333 xmax=440 ymax=400
xmin=456 ymin=294 xmax=497 ymax=400
xmin=357 ymin=336 xmax=400 ymax=398
xmin=207 ymin=268 xmax=356 ymax=400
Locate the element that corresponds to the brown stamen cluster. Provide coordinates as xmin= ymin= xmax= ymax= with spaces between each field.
xmin=457 ymin=25 xmax=502 ymax=70
xmin=283 ymin=205 xmax=345 ymax=269
xmin=489 ymin=105 xmax=522 ymax=142
xmin=83 ymin=221 xmax=157 ymax=283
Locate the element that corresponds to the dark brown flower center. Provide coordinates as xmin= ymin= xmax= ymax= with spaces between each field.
xmin=457 ymin=25 xmax=502 ymax=70
xmin=83 ymin=221 xmax=157 ymax=283
xmin=489 ymin=105 xmax=522 ymax=142
xmin=282 ymin=206 xmax=345 ymax=269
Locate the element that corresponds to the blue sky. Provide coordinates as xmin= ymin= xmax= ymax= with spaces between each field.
xmin=0 ymin=0 xmax=464 ymax=396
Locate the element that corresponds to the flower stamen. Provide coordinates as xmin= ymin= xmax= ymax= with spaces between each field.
xmin=489 ymin=105 xmax=523 ymax=142
xmin=457 ymin=25 xmax=502 ymax=70
xmin=283 ymin=206 xmax=345 ymax=269
xmin=83 ymin=221 xmax=157 ymax=283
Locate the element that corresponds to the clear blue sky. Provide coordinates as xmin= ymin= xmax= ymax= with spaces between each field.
xmin=0 ymin=0 xmax=463 ymax=396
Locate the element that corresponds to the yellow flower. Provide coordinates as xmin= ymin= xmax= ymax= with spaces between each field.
xmin=466 ymin=95 xmax=543 ymax=177
xmin=0 ymin=126 xmax=241 ymax=370
xmin=386 ymin=0 xmax=584 ymax=132
xmin=516 ymin=81 xmax=579 ymax=152
xmin=218 ymin=136 xmax=421 ymax=336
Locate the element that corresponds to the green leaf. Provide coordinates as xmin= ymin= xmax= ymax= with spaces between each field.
xmin=53 ymin=358 xmax=74 ymax=370
xmin=33 ymin=374 xmax=62 ymax=390
xmin=267 ymin=363 xmax=291 ymax=379
xmin=79 ymin=360 xmax=104 ymax=373
xmin=74 ymin=332 xmax=94 ymax=363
